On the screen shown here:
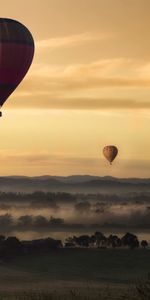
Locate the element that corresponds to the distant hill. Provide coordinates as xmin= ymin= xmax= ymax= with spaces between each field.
xmin=0 ymin=175 xmax=150 ymax=194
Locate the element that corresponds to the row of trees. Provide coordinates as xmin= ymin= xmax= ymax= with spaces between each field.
xmin=0 ymin=190 xmax=150 ymax=205
xmin=65 ymin=232 xmax=148 ymax=249
xmin=0 ymin=235 xmax=62 ymax=259
xmin=0 ymin=231 xmax=148 ymax=260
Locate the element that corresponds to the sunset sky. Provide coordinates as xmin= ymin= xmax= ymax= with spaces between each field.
xmin=0 ymin=0 xmax=150 ymax=177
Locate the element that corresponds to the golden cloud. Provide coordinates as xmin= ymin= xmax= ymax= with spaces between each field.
xmin=36 ymin=31 xmax=114 ymax=50
xmin=6 ymin=58 xmax=150 ymax=110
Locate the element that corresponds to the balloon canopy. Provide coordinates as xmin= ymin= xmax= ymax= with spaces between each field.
xmin=103 ymin=145 xmax=118 ymax=164
xmin=0 ymin=18 xmax=34 ymax=115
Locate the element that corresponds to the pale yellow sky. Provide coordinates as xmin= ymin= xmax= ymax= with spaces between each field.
xmin=0 ymin=0 xmax=150 ymax=177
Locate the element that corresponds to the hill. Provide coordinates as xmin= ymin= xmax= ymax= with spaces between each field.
xmin=0 ymin=175 xmax=149 ymax=193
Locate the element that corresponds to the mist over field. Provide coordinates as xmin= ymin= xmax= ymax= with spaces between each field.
xmin=0 ymin=176 xmax=149 ymax=241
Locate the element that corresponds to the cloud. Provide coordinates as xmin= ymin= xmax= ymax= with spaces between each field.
xmin=36 ymin=31 xmax=113 ymax=50
xmin=8 ymin=96 xmax=150 ymax=110
xmin=0 ymin=150 xmax=150 ymax=172
xmin=0 ymin=151 xmax=102 ymax=170
xmin=27 ymin=58 xmax=143 ymax=81
xmin=6 ymin=58 xmax=150 ymax=111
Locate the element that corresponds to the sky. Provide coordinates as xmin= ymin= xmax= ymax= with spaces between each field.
xmin=0 ymin=0 xmax=150 ymax=177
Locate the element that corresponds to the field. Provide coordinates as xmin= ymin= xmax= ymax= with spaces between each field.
xmin=0 ymin=248 xmax=149 ymax=299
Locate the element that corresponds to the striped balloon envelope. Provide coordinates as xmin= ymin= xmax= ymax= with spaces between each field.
xmin=0 ymin=18 xmax=34 ymax=116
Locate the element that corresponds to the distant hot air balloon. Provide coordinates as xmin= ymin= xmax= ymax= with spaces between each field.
xmin=0 ymin=18 xmax=34 ymax=116
xmin=103 ymin=145 xmax=118 ymax=165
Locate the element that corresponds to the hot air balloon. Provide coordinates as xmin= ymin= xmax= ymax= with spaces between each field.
xmin=103 ymin=145 xmax=118 ymax=165
xmin=0 ymin=18 xmax=34 ymax=116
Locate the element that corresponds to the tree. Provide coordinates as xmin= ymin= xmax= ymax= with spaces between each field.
xmin=94 ymin=232 xmax=106 ymax=247
xmin=0 ymin=235 xmax=5 ymax=243
xmin=4 ymin=237 xmax=23 ymax=255
xmin=121 ymin=232 xmax=139 ymax=249
xmin=107 ymin=235 xmax=121 ymax=248
xmin=75 ymin=201 xmax=91 ymax=213
xmin=74 ymin=235 xmax=90 ymax=247
xmin=141 ymin=240 xmax=148 ymax=249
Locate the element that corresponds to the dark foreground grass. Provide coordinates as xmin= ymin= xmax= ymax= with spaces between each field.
xmin=0 ymin=291 xmax=112 ymax=300
xmin=0 ymin=282 xmax=150 ymax=300
xmin=9 ymin=248 xmax=150 ymax=284
xmin=0 ymin=290 xmax=127 ymax=300
xmin=0 ymin=249 xmax=149 ymax=299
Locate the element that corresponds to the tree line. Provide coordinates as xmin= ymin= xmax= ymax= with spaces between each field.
xmin=0 ymin=232 xmax=148 ymax=261
xmin=65 ymin=232 xmax=148 ymax=249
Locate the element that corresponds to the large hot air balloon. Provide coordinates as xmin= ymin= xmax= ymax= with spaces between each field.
xmin=0 ymin=18 xmax=34 ymax=116
xmin=103 ymin=145 xmax=118 ymax=165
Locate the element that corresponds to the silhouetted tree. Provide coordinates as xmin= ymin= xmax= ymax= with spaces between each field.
xmin=65 ymin=237 xmax=76 ymax=247
xmin=49 ymin=216 xmax=64 ymax=226
xmin=0 ymin=235 xmax=5 ymax=243
xmin=75 ymin=201 xmax=91 ymax=213
xmin=22 ymin=237 xmax=62 ymax=253
xmin=94 ymin=232 xmax=106 ymax=247
xmin=107 ymin=235 xmax=121 ymax=248
xmin=73 ymin=235 xmax=90 ymax=247
xmin=17 ymin=215 xmax=33 ymax=227
xmin=121 ymin=232 xmax=139 ymax=249
xmin=141 ymin=240 xmax=148 ymax=249
xmin=34 ymin=215 xmax=48 ymax=227
xmin=4 ymin=237 xmax=23 ymax=255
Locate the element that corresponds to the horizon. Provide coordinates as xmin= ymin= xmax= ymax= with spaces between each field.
xmin=0 ymin=174 xmax=150 ymax=180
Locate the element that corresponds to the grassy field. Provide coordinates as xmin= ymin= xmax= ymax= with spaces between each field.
xmin=9 ymin=248 xmax=150 ymax=283
xmin=0 ymin=248 xmax=149 ymax=299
